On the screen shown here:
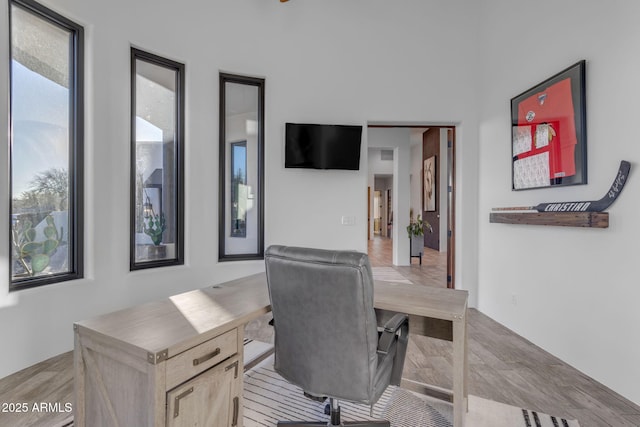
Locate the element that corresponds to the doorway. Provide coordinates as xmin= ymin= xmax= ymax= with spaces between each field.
xmin=373 ymin=191 xmax=381 ymax=235
xmin=367 ymin=125 xmax=456 ymax=289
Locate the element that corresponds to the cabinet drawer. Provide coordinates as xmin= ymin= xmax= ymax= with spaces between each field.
xmin=166 ymin=329 xmax=238 ymax=390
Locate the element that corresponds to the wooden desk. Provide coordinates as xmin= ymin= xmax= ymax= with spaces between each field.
xmin=74 ymin=273 xmax=468 ymax=427
xmin=374 ymin=280 xmax=469 ymax=427
xmin=74 ymin=274 xmax=271 ymax=427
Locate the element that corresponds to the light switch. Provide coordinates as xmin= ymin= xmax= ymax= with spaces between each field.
xmin=341 ymin=216 xmax=356 ymax=226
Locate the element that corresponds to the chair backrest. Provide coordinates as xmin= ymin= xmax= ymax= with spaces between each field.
xmin=265 ymin=245 xmax=380 ymax=402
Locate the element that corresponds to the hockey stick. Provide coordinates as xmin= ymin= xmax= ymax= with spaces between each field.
xmin=493 ymin=160 xmax=631 ymax=213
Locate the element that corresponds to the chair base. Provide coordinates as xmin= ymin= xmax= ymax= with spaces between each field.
xmin=276 ymin=397 xmax=390 ymax=426
xmin=277 ymin=422 xmax=389 ymax=427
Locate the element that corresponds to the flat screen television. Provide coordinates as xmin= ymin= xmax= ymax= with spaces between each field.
xmin=285 ymin=122 xmax=363 ymax=170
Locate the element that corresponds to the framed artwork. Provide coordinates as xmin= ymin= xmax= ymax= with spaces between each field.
xmin=511 ymin=60 xmax=587 ymax=190
xmin=424 ymin=155 xmax=436 ymax=212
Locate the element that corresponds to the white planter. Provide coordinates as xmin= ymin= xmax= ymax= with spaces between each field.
xmin=410 ymin=235 xmax=423 ymax=259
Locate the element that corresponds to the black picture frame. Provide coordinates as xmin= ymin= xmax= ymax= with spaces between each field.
xmin=511 ymin=60 xmax=587 ymax=190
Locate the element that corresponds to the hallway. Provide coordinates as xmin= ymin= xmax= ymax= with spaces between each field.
xmin=367 ymin=236 xmax=447 ymax=288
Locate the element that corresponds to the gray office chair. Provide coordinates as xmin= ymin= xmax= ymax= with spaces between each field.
xmin=265 ymin=245 xmax=409 ymax=427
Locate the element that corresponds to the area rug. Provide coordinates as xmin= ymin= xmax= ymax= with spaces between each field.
xmin=61 ymin=364 xmax=580 ymax=427
xmin=371 ymin=267 xmax=412 ymax=284
xmin=244 ymin=360 xmax=581 ymax=427
xmin=465 ymin=394 xmax=581 ymax=427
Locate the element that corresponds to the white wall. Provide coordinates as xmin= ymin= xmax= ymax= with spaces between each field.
xmin=368 ymin=128 xmax=412 ymax=265
xmin=368 ymin=148 xmax=394 ymax=176
xmin=478 ymin=0 xmax=640 ymax=405
xmin=0 ymin=0 xmax=481 ymax=379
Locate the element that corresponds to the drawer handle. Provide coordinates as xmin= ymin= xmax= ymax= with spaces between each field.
xmin=193 ymin=348 xmax=220 ymax=366
xmin=225 ymin=360 xmax=239 ymax=378
xmin=232 ymin=396 xmax=239 ymax=426
xmin=173 ymin=387 xmax=194 ymax=418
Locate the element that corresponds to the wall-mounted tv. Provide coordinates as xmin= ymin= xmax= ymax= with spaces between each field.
xmin=285 ymin=122 xmax=363 ymax=170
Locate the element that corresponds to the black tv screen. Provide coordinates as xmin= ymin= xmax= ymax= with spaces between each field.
xmin=285 ymin=123 xmax=363 ymax=170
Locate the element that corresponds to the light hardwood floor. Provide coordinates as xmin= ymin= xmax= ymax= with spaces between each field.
xmin=368 ymin=236 xmax=448 ymax=288
xmin=1 ymin=239 xmax=639 ymax=426
xmin=366 ymin=236 xmax=640 ymax=426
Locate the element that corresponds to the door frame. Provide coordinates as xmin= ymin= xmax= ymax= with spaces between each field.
xmin=446 ymin=127 xmax=456 ymax=289
xmin=367 ymin=124 xmax=456 ymax=289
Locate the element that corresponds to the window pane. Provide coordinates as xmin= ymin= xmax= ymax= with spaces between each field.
xmin=230 ymin=141 xmax=247 ymax=238
xmin=219 ymin=76 xmax=264 ymax=260
xmin=10 ymin=3 xmax=74 ymax=282
xmin=131 ymin=50 xmax=184 ymax=268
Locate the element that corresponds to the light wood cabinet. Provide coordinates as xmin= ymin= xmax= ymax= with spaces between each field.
xmin=74 ymin=274 xmax=271 ymax=427
xmin=166 ymin=355 xmax=241 ymax=427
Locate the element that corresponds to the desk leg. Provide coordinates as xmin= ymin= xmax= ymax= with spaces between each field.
xmin=452 ymin=313 xmax=468 ymax=427
xmin=465 ymin=312 xmax=469 ymax=410
xmin=74 ymin=327 xmax=85 ymax=427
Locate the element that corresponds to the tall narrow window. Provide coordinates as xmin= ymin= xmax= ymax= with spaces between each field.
xmin=9 ymin=0 xmax=84 ymax=290
xmin=219 ymin=74 xmax=264 ymax=261
xmin=131 ymin=49 xmax=184 ymax=269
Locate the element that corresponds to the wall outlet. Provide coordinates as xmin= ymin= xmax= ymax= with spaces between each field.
xmin=511 ymin=294 xmax=518 ymax=306
xmin=341 ymin=216 xmax=356 ymax=226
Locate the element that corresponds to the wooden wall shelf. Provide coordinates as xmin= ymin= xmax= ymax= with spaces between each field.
xmin=489 ymin=212 xmax=609 ymax=228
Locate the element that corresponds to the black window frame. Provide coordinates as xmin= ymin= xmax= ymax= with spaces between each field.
xmin=130 ymin=48 xmax=185 ymax=270
xmin=219 ymin=73 xmax=265 ymax=261
xmin=8 ymin=0 xmax=84 ymax=291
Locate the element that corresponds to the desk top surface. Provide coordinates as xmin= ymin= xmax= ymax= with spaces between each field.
xmin=75 ymin=272 xmax=468 ymax=360
xmin=374 ymin=279 xmax=468 ymax=321
xmin=76 ymin=273 xmax=271 ymax=360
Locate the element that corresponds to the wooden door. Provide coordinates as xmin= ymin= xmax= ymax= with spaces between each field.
xmin=166 ymin=356 xmax=241 ymax=427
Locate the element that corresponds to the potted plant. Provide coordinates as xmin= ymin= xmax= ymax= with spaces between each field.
xmin=11 ymin=214 xmax=62 ymax=277
xmin=143 ymin=212 xmax=167 ymax=259
xmin=406 ymin=214 xmax=432 ymax=264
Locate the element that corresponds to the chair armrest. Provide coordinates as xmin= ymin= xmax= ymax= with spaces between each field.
xmin=383 ymin=313 xmax=409 ymax=333
xmin=377 ymin=313 xmax=409 ymax=355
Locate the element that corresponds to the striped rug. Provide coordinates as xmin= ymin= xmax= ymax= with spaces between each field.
xmin=243 ymin=360 xmax=581 ymax=427
xmin=242 ymin=340 xmax=449 ymax=427
xmin=466 ymin=394 xmax=581 ymax=427
xmin=243 ymin=363 xmax=443 ymax=426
